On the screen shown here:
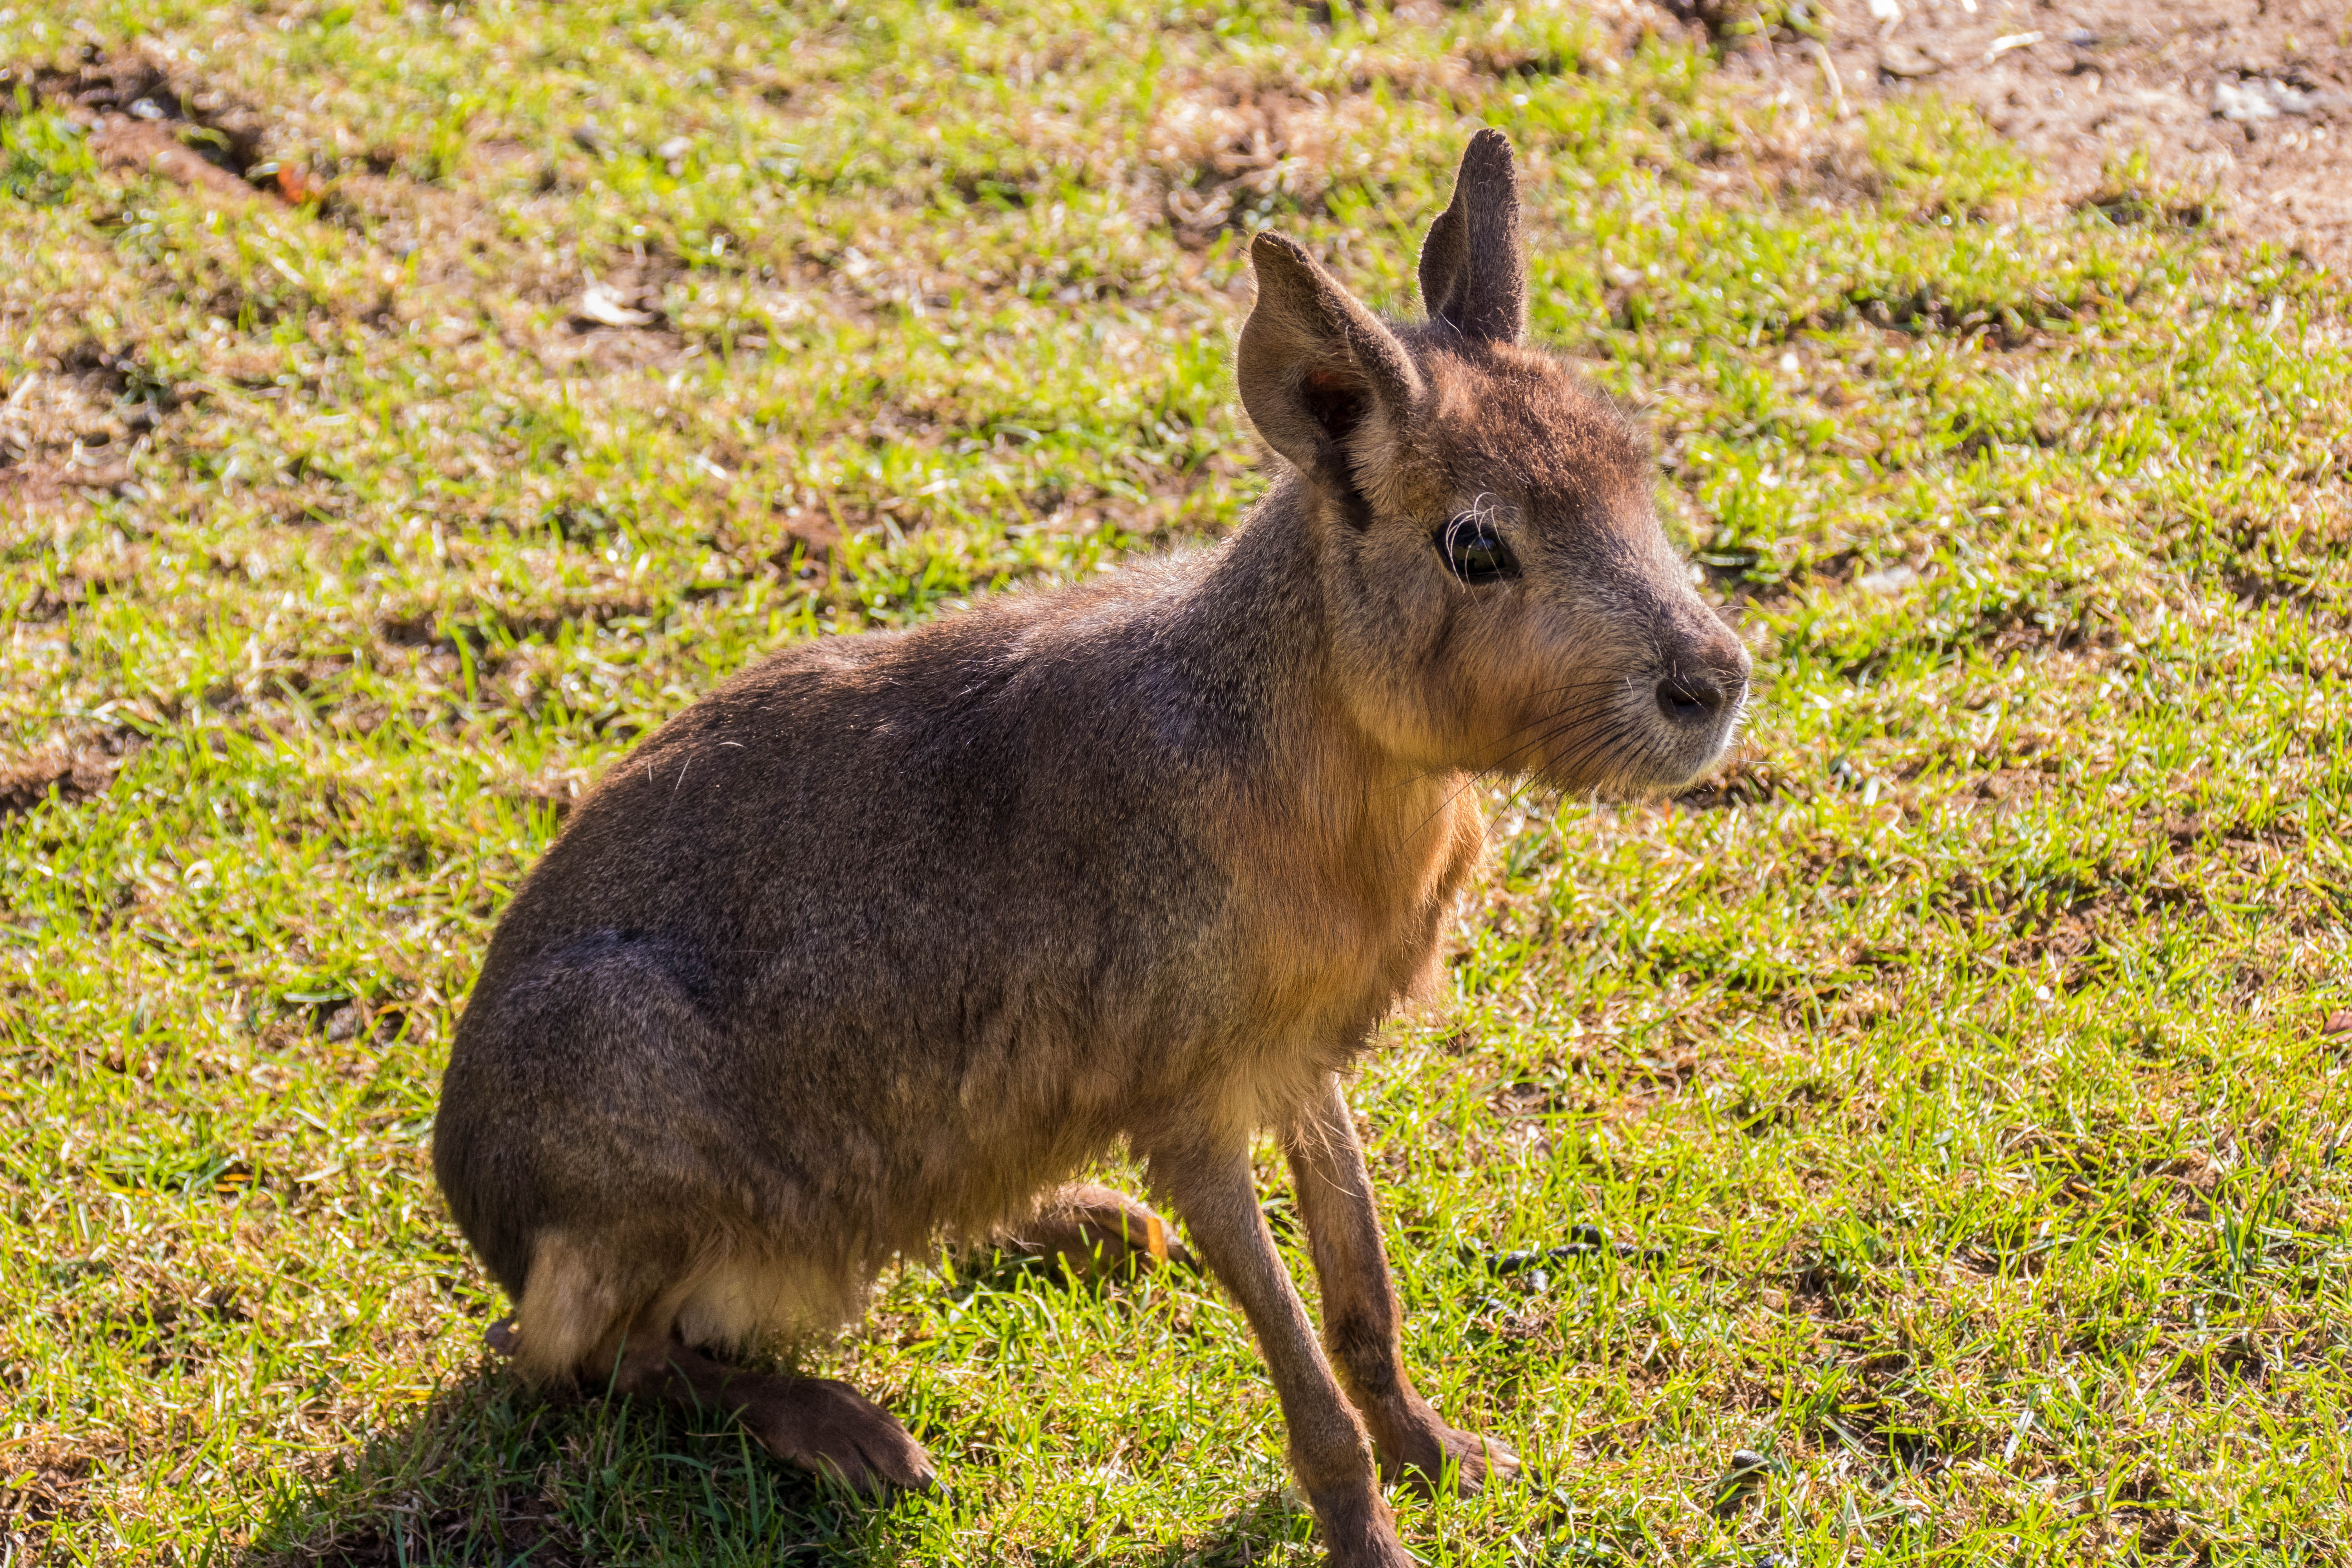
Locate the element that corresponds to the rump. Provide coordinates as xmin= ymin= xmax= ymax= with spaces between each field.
xmin=434 ymin=931 xmax=873 ymax=1370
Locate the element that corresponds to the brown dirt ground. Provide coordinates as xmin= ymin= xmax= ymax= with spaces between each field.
xmin=1719 ymin=0 xmax=2352 ymax=262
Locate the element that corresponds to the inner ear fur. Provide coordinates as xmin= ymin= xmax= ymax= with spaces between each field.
xmin=1418 ymin=127 xmax=1527 ymax=345
xmin=1236 ymin=231 xmax=1423 ymax=481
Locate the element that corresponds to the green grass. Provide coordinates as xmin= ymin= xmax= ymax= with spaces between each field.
xmin=2 ymin=0 xmax=2348 ymax=1563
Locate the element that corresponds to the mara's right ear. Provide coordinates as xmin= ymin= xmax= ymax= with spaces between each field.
xmin=1417 ymin=128 xmax=1526 ymax=345
xmin=1237 ymin=231 xmax=1424 ymax=481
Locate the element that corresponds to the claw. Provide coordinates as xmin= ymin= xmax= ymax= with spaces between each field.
xmin=994 ymin=1182 xmax=1195 ymax=1279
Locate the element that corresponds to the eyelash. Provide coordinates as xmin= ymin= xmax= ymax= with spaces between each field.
xmin=1433 ymin=513 xmax=1518 ymax=584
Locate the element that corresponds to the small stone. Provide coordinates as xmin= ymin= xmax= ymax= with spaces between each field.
xmin=1879 ymin=42 xmax=1945 ymax=79
xmin=2215 ymin=78 xmax=2313 ymax=125
xmin=576 ymin=283 xmax=654 ymax=328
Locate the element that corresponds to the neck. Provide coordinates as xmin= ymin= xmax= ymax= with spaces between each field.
xmin=1160 ymin=480 xmax=1483 ymax=1073
xmin=1172 ymin=475 xmax=1476 ymax=891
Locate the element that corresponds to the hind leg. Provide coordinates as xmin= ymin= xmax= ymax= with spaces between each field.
xmin=503 ymin=1237 xmax=931 ymax=1493
xmin=609 ymin=1329 xmax=935 ymax=1494
xmin=992 ymin=1181 xmax=1195 ymax=1278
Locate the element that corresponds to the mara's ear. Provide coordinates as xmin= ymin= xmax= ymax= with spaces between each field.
xmin=1237 ymin=230 xmax=1424 ymax=480
xmin=1417 ymin=127 xmax=1526 ymax=345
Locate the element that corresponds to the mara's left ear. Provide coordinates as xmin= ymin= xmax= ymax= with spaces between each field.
xmin=1236 ymin=230 xmax=1425 ymax=480
xmin=1417 ymin=128 xmax=1527 ymax=345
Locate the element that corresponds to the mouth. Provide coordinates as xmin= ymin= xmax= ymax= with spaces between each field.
xmin=1526 ymin=678 xmax=1746 ymax=796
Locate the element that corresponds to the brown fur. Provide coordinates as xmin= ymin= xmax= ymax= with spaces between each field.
xmin=434 ymin=130 xmax=1748 ymax=1560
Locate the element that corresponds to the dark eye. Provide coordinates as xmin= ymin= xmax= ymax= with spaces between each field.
xmin=1434 ymin=514 xmax=1518 ymax=585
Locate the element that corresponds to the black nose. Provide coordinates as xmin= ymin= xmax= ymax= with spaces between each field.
xmin=1656 ymin=673 xmax=1728 ymax=724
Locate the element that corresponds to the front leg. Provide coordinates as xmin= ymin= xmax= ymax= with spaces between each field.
xmin=1146 ymin=1139 xmax=1410 ymax=1568
xmin=1284 ymin=1073 xmax=1519 ymax=1494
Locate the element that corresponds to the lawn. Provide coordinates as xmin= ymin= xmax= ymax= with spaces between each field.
xmin=1 ymin=0 xmax=2347 ymax=1563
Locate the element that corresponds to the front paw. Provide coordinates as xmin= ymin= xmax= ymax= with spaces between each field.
xmin=1328 ymin=1536 xmax=1416 ymax=1568
xmin=1381 ymin=1413 xmax=1519 ymax=1496
xmin=1308 ymin=1486 xmax=1413 ymax=1568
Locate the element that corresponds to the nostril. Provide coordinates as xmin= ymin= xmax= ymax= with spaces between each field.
xmin=1656 ymin=675 xmax=1720 ymax=721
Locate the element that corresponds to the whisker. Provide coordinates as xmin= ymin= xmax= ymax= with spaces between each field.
xmin=1553 ymin=708 xmax=1646 ymax=779
xmin=1385 ymin=681 xmax=1633 ymax=795
xmin=1392 ymin=686 xmax=1649 ymax=847
xmin=1470 ymin=690 xmax=1638 ymax=783
xmin=1476 ymin=710 xmax=1649 ymax=841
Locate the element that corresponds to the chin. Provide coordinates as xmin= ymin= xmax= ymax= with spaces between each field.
xmin=1538 ymin=730 xmax=1738 ymax=800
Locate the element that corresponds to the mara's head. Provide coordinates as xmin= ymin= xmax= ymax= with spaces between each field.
xmin=1237 ymin=129 xmax=1750 ymax=796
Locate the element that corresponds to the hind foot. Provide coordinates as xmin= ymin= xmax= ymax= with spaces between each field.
xmin=614 ymin=1336 xmax=934 ymax=1495
xmin=740 ymin=1375 xmax=936 ymax=1494
xmin=995 ymin=1181 xmax=1194 ymax=1279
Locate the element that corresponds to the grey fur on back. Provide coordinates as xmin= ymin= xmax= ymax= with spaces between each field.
xmin=439 ymin=529 xmax=1336 ymax=1323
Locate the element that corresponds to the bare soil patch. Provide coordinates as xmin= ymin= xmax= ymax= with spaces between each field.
xmin=0 ymin=44 xmax=317 ymax=205
xmin=0 ymin=734 xmax=137 ymax=819
xmin=1783 ymin=0 xmax=2352 ymax=260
